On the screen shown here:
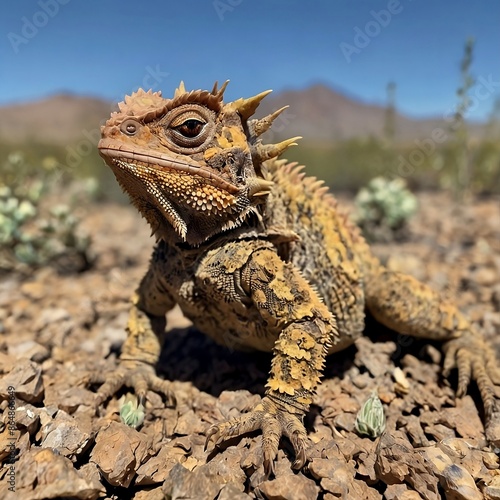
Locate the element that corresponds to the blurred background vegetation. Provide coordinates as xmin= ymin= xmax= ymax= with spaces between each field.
xmin=2 ymin=40 xmax=499 ymax=200
xmin=0 ymin=40 xmax=499 ymax=272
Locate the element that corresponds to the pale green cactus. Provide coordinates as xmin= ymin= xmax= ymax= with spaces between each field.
xmin=0 ymin=153 xmax=93 ymax=273
xmin=119 ymin=394 xmax=146 ymax=429
xmin=354 ymin=176 xmax=418 ymax=242
xmin=0 ymin=213 xmax=16 ymax=244
xmin=355 ymin=391 xmax=386 ymax=438
xmin=14 ymin=200 xmax=37 ymax=222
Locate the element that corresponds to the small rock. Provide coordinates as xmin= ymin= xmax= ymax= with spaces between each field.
xmin=439 ymin=463 xmax=482 ymax=500
xmin=199 ymin=447 xmax=247 ymax=488
xmin=12 ymin=447 xmax=104 ymax=500
xmin=0 ymin=360 xmax=44 ymax=403
xmin=34 ymin=307 xmax=71 ymax=331
xmin=351 ymin=372 xmax=371 ymax=389
xmin=53 ymin=386 xmax=97 ymax=414
xmin=216 ymin=390 xmax=259 ymax=419
xmin=357 ymin=449 xmax=378 ymax=482
xmin=78 ymin=462 xmax=102 ymax=491
xmin=20 ymin=281 xmax=46 ymax=301
xmin=258 ymin=472 xmax=319 ymax=500
xmin=218 ymin=482 xmax=252 ymax=500
xmin=333 ymin=411 xmax=356 ymax=433
xmin=424 ymin=424 xmax=456 ymax=443
xmin=471 ymin=266 xmax=497 ymax=286
xmin=40 ymin=409 xmax=92 ymax=459
xmin=439 ymin=396 xmax=484 ymax=441
xmin=132 ymin=486 xmax=165 ymax=500
xmin=393 ymin=367 xmax=410 ymax=395
xmin=162 ymin=462 xmax=222 ymax=500
xmin=0 ymin=424 xmax=18 ymax=462
xmin=15 ymin=404 xmax=41 ymax=436
xmin=400 ymin=415 xmax=431 ymax=447
xmin=484 ymin=475 xmax=500 ymax=500
xmin=309 ymin=456 xmax=352 ymax=481
xmin=334 ymin=393 xmax=360 ymax=413
xmin=491 ymin=284 xmax=500 ymax=309
xmin=354 ymin=336 xmax=396 ymax=377
xmin=136 ymin=441 xmax=190 ymax=485
xmin=8 ymin=340 xmax=50 ymax=363
xmin=173 ymin=409 xmax=204 ymax=435
xmin=321 ymin=477 xmax=349 ymax=497
xmin=385 ymin=483 xmax=422 ymax=500
xmin=375 ymin=431 xmax=439 ymax=499
xmin=91 ymin=420 xmax=149 ymax=487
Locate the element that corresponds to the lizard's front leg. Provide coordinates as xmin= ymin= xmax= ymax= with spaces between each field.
xmin=88 ymin=259 xmax=176 ymax=414
xmin=206 ymin=247 xmax=338 ymax=475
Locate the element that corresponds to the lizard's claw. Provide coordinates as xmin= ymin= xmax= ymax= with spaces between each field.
xmin=443 ymin=334 xmax=500 ymax=446
xmin=205 ymin=395 xmax=309 ymax=477
xmin=86 ymin=359 xmax=175 ymax=408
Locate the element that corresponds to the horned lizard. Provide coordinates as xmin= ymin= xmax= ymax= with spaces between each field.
xmin=95 ymin=81 xmax=500 ymax=475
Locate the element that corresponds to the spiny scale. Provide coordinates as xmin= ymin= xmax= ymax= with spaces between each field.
xmin=247 ymin=178 xmax=275 ymax=199
xmin=250 ymin=106 xmax=289 ymax=137
xmin=118 ymin=88 xmax=165 ymax=115
xmin=211 ymin=80 xmax=230 ymax=100
xmin=174 ymin=81 xmax=187 ymax=98
xmin=230 ymin=90 xmax=273 ymax=120
xmin=175 ymin=80 xmax=229 ymax=102
xmin=252 ymin=137 xmax=302 ymax=162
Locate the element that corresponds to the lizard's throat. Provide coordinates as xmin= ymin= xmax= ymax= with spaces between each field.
xmin=108 ymin=159 xmax=253 ymax=246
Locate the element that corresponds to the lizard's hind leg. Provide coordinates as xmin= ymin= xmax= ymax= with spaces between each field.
xmin=365 ymin=266 xmax=500 ymax=445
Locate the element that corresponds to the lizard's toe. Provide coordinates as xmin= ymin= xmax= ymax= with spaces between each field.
xmin=287 ymin=428 xmax=308 ymax=470
xmin=86 ymin=360 xmax=174 ymax=408
xmin=444 ymin=335 xmax=500 ymax=444
xmin=485 ymin=410 xmax=500 ymax=449
xmin=205 ymin=395 xmax=309 ymax=476
xmin=205 ymin=410 xmax=263 ymax=448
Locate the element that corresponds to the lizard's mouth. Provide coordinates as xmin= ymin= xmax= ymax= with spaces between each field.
xmin=98 ymin=137 xmax=252 ymax=244
xmin=98 ymin=138 xmax=240 ymax=195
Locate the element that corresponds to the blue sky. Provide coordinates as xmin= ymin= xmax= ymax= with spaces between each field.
xmin=1 ymin=0 xmax=499 ymax=120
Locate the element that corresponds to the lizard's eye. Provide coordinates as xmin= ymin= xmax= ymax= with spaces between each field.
xmin=162 ymin=104 xmax=215 ymax=152
xmin=174 ymin=119 xmax=205 ymax=138
xmin=120 ymin=119 xmax=140 ymax=136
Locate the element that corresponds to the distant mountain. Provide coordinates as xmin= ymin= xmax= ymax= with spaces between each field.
xmin=258 ymin=84 xmax=486 ymax=143
xmin=0 ymin=93 xmax=112 ymax=145
xmin=0 ymin=85 xmax=487 ymax=146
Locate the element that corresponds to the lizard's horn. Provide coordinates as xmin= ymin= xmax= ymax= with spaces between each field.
xmin=253 ymin=137 xmax=301 ymax=162
xmin=211 ymin=80 xmax=230 ymax=101
xmin=231 ymin=90 xmax=272 ymax=120
xmin=174 ymin=81 xmax=187 ymax=98
xmin=250 ymin=106 xmax=289 ymax=137
xmin=247 ymin=178 xmax=274 ymax=198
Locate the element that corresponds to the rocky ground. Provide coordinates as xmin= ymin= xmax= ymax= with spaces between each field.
xmin=0 ymin=191 xmax=500 ymax=500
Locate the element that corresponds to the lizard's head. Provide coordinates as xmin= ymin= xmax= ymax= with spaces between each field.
xmin=99 ymin=81 xmax=298 ymax=245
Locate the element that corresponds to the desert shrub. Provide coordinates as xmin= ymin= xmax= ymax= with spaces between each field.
xmin=354 ymin=176 xmax=418 ymax=243
xmin=0 ymin=152 xmax=94 ymax=274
